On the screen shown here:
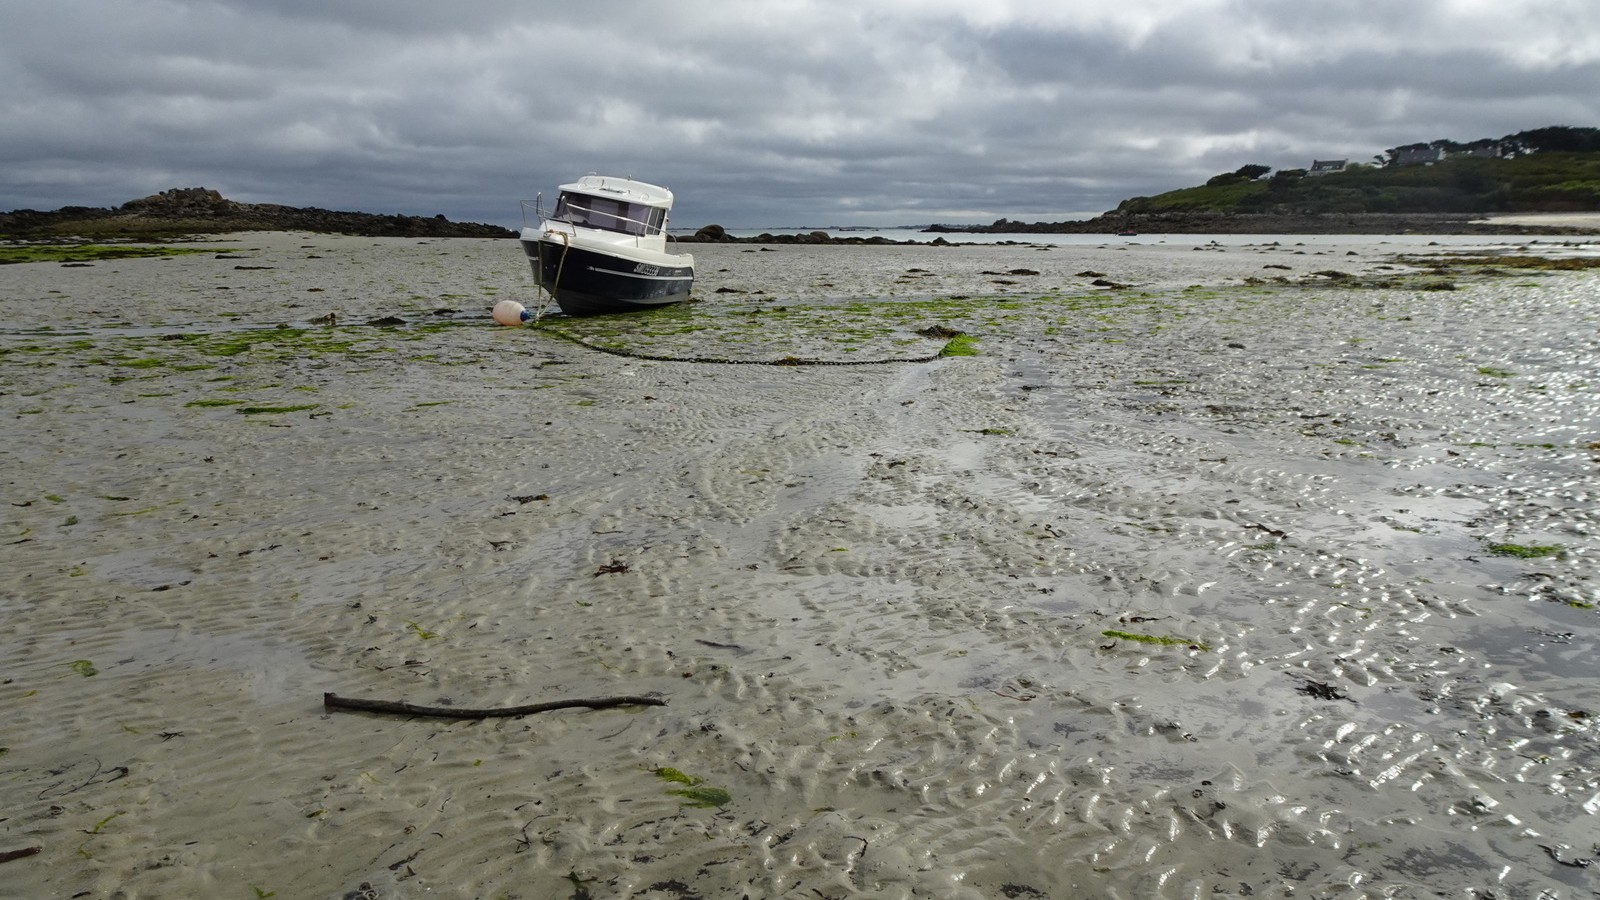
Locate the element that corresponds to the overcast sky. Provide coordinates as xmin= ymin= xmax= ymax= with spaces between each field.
xmin=2 ymin=0 xmax=1597 ymax=228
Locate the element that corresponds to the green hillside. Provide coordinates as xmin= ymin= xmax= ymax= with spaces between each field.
xmin=1119 ymin=151 xmax=1600 ymax=216
xmin=926 ymin=126 xmax=1600 ymax=234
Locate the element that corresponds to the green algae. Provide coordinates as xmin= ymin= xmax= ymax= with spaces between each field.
xmin=939 ymin=334 xmax=978 ymax=356
xmin=1485 ymin=542 xmax=1565 ymax=559
xmin=670 ymin=784 xmax=732 ymax=808
xmin=235 ymin=404 xmax=319 ymax=415
xmin=653 ymin=767 xmax=696 ymax=786
xmin=110 ymin=500 xmax=179 ymax=517
xmin=1404 ymin=254 xmax=1600 ymax=272
xmin=529 ymin=293 xmax=1005 ymax=363
xmin=1101 ymin=629 xmax=1211 ymax=652
xmin=0 ymin=243 xmax=235 ymax=265
xmin=652 ymin=766 xmax=731 ymax=808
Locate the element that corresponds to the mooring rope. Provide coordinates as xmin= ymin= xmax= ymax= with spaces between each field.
xmin=526 ymin=231 xmax=959 ymax=365
xmin=531 ymin=325 xmax=952 ymax=366
xmin=532 ymin=232 xmax=572 ymax=323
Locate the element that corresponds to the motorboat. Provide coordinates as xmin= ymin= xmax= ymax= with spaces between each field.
xmin=519 ymin=175 xmax=695 ymax=316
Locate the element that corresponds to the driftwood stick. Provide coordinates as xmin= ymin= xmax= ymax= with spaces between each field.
xmin=0 ymin=846 xmax=42 ymax=865
xmin=323 ymin=692 xmax=665 ymax=719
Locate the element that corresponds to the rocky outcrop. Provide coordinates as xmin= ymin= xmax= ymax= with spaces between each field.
xmin=688 ymin=223 xmax=732 ymax=242
xmin=675 ymin=224 xmax=934 ymax=245
xmin=119 ymin=187 xmax=238 ymax=217
xmin=0 ymin=187 xmax=515 ymax=238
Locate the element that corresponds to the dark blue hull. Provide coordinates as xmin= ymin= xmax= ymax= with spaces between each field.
xmin=523 ymin=238 xmax=694 ymax=316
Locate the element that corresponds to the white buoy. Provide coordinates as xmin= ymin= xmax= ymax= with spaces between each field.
xmin=492 ymin=300 xmax=530 ymax=326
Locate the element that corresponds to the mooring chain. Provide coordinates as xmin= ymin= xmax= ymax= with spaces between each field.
xmin=533 ymin=327 xmax=946 ymax=366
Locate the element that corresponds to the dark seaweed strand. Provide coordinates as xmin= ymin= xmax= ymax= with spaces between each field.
xmin=323 ymin=692 xmax=666 ymax=719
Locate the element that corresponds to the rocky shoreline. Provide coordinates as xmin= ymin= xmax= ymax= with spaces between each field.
xmin=7 ymin=189 xmax=1596 ymax=243
xmin=925 ymin=209 xmax=1600 ymax=236
xmin=0 ymin=187 xmax=515 ymax=239
xmin=677 ymin=224 xmax=934 ymax=245
xmin=679 ymin=212 xmax=1600 ymax=245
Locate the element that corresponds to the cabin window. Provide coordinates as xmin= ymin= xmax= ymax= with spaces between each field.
xmin=554 ymin=192 xmax=665 ymax=236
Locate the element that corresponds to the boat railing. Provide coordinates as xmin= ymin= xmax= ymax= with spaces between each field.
xmin=519 ymin=196 xmax=544 ymax=229
xmin=519 ymin=196 xmax=665 ymax=245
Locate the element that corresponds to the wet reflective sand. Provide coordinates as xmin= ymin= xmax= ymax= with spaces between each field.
xmin=2 ymin=232 xmax=1597 ymax=898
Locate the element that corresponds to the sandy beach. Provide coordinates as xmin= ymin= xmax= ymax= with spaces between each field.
xmin=3 ymin=230 xmax=1598 ymax=899
xmin=1478 ymin=212 xmax=1600 ymax=231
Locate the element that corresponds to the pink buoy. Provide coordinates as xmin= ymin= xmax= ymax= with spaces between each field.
xmin=492 ymin=300 xmax=529 ymax=326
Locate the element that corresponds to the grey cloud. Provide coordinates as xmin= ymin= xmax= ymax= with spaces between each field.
xmin=2 ymin=0 xmax=1597 ymax=227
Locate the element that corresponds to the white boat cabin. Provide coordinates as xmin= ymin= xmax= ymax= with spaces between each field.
xmin=550 ymin=176 xmax=673 ymax=238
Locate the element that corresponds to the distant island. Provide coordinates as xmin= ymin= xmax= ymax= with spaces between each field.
xmin=0 ymin=187 xmax=515 ymax=238
xmin=928 ymin=125 xmax=1600 ymax=236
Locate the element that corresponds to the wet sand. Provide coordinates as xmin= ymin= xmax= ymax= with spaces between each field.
xmin=2 ymin=232 xmax=1598 ymax=899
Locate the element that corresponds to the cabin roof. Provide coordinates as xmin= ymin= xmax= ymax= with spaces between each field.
xmin=560 ymin=174 xmax=674 ymax=208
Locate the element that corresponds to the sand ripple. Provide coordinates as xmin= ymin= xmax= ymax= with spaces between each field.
xmin=2 ymin=233 xmax=1597 ymax=897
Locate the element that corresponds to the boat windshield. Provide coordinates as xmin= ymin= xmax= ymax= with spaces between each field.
xmin=552 ymin=192 xmax=666 ymax=236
